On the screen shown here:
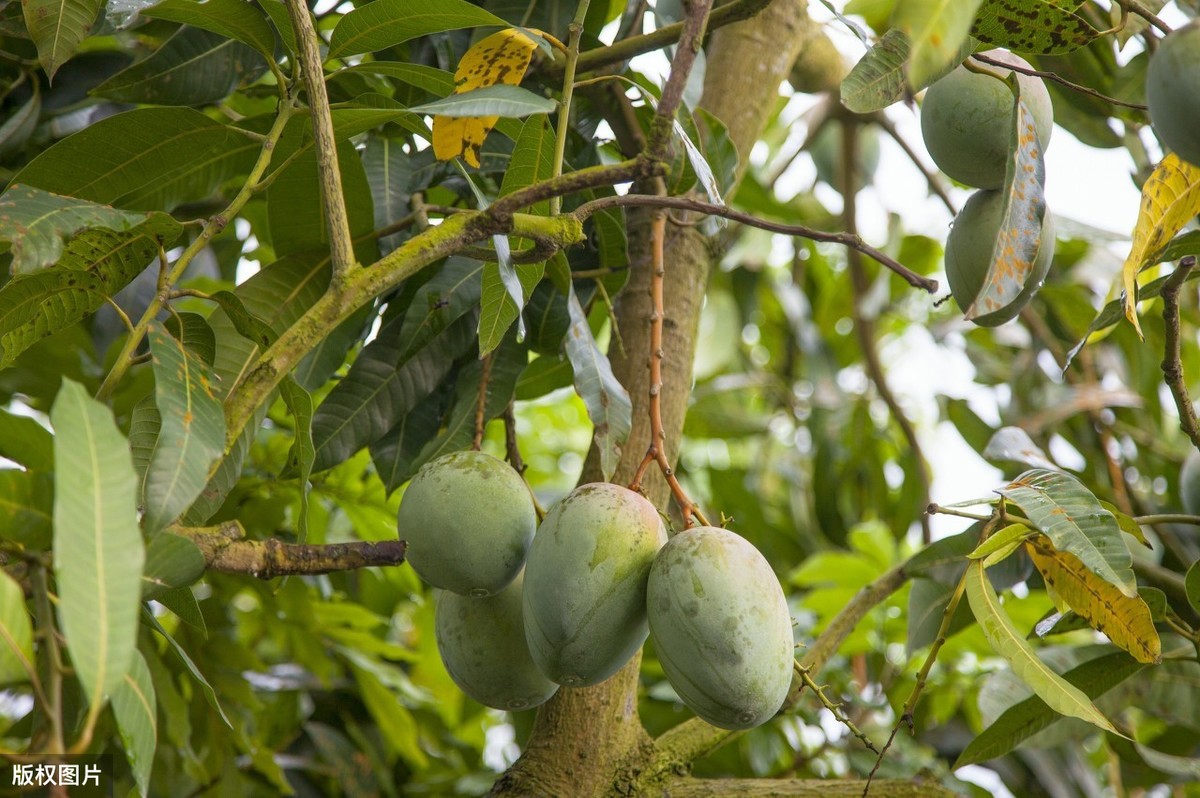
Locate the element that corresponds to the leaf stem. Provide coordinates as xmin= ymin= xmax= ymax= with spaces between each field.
xmin=549 ymin=0 xmax=591 ymax=216
xmin=283 ymin=0 xmax=356 ymax=279
xmin=95 ymin=103 xmax=296 ymax=401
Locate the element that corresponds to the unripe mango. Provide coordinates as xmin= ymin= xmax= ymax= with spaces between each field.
xmin=945 ymin=188 xmax=1055 ymax=327
xmin=647 ymin=527 xmax=794 ymax=730
xmin=810 ymin=119 xmax=881 ymax=192
xmin=1146 ymin=22 xmax=1200 ymax=168
xmin=435 ymin=571 xmax=559 ymax=711
xmin=522 ymin=483 xmax=667 ymax=686
xmin=921 ymin=50 xmax=1053 ymax=189
xmin=397 ymin=450 xmax=535 ymax=596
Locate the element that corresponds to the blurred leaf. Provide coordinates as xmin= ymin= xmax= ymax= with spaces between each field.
xmin=52 ymin=379 xmax=144 ymax=713
xmin=0 ymin=78 xmax=40 ymax=160
xmin=329 ymin=0 xmax=507 ymax=58
xmin=141 ymin=532 xmax=206 ymax=600
xmin=970 ymin=0 xmax=1099 ymax=54
xmin=966 ymin=85 xmax=1048 ymax=321
xmin=965 ymin=559 xmax=1119 ymax=734
xmin=144 ymin=0 xmax=278 ymax=58
xmin=841 ymin=27 xmax=973 ymax=112
xmin=906 ymin=525 xmax=981 ymax=583
xmin=1000 ymin=469 xmax=1136 ymax=597
xmin=278 ymin=377 xmax=314 ymax=541
xmin=893 ymin=0 xmax=984 ymax=90
xmin=564 ymin=288 xmax=631 ymax=482
xmin=907 ymin=576 xmax=974 ymax=653
xmin=111 ymin=650 xmax=157 ymax=797
xmin=0 ymin=571 xmax=33 ymax=685
xmin=983 ymin=426 xmax=1057 ymax=471
xmin=142 ymin=324 xmax=226 ymax=534
xmin=1186 ymin=560 xmax=1200 ymax=615
xmin=1120 ymin=154 xmax=1200 ymax=336
xmin=955 ymin=650 xmax=1143 ymax=766
xmin=1026 ymin=536 xmax=1160 ymax=663
xmin=92 ymin=26 xmax=265 ymax=106
xmin=22 ymin=0 xmax=103 ymax=78
xmin=362 ymin=135 xmax=413 ymax=256
xmin=0 ymin=470 xmax=53 ymax=548
xmin=350 ymin=663 xmax=429 ymax=767
xmin=0 ymin=407 xmax=53 ymax=471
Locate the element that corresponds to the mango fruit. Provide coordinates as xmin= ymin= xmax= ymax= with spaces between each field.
xmin=1146 ymin=22 xmax=1200 ymax=168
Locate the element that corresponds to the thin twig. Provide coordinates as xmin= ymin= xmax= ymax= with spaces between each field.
xmin=1160 ymin=257 xmax=1200 ymax=448
xmin=645 ymin=0 xmax=713 ymax=161
xmin=572 ymin=194 xmax=939 ymax=293
xmin=873 ymin=113 xmax=957 ymax=215
xmin=473 ymin=353 xmax=494 ymax=451
xmin=502 ymin=402 xmax=525 ymax=475
xmin=796 ymin=663 xmax=878 ymax=753
xmin=283 ymin=0 xmax=356 ymax=278
xmin=550 ymin=0 xmax=592 ymax=216
xmin=1112 ymin=0 xmax=1172 ymax=35
xmin=973 ymin=52 xmax=1149 ymax=111
xmin=840 ymin=120 xmax=933 ymax=544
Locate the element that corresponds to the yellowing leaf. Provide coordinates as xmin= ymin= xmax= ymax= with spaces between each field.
xmin=1120 ymin=153 xmax=1200 ymax=336
xmin=433 ymin=28 xmax=538 ymax=167
xmin=1025 ymin=536 xmax=1161 ymax=664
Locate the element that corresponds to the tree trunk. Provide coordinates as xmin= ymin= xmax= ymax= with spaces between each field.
xmin=490 ymin=4 xmax=838 ymax=795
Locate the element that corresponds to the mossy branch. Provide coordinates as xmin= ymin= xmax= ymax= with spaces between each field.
xmin=174 ymin=522 xmax=407 ymax=579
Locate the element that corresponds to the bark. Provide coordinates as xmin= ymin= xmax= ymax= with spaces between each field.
xmin=490 ymin=3 xmax=843 ymax=796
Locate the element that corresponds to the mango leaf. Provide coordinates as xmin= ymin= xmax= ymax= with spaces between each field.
xmin=0 ymin=470 xmax=53 ymax=549
xmin=1026 ymin=536 xmax=1160 ymax=663
xmin=427 ymin=88 xmax=554 ymax=161
xmin=1186 ymin=560 xmax=1200 ymax=615
xmin=165 ymin=311 xmax=217 ymax=366
xmin=0 ymin=72 xmax=40 ymax=161
xmin=0 ymin=184 xmax=182 ymax=275
xmin=1120 ymin=154 xmax=1200 ymax=336
xmin=968 ymin=523 xmax=1035 ymax=562
xmin=840 ymin=27 xmax=974 ymax=113
xmin=153 ymin=586 xmax=206 ymax=633
xmin=141 ymin=531 xmax=207 ymax=600
xmin=259 ymin=0 xmax=295 ymax=54
xmin=329 ymin=0 xmax=508 ymax=58
xmin=965 ymin=559 xmax=1119 ymax=734
xmin=1000 ymin=468 xmax=1136 ymax=597
xmin=1098 ymin=500 xmax=1150 ymax=549
xmin=143 ymin=0 xmax=278 ymax=58
xmin=564 ymin=288 xmax=632 ymax=482
xmin=970 ymin=0 xmax=1099 ymax=54
xmin=0 ymin=406 xmax=54 ymax=471
xmin=22 ymin=0 xmax=103 ymax=78
xmin=362 ymin=135 xmax=413 ymax=256
xmin=92 ymin=26 xmax=265 ymax=106
xmin=905 ymin=525 xmax=982 ymax=583
xmin=907 ymin=576 xmax=974 ymax=654
xmin=142 ymin=324 xmax=226 ymax=534
xmin=12 ymin=107 xmax=259 ymax=211
xmin=370 ymin=385 xmax=453 ymax=494
xmin=350 ymin=663 xmax=428 ymax=767
xmin=0 ymin=571 xmax=33 ymax=685
xmin=52 ymin=379 xmax=144 ymax=713
xmin=311 ymin=312 xmax=478 ymax=472
xmin=278 ymin=377 xmax=314 ymax=542
xmin=111 ymin=651 xmax=157 ymax=797
xmin=955 ymin=650 xmax=1144 ymax=766
xmin=142 ymin=609 xmax=232 ymax=729
xmin=892 ymin=0 xmax=985 ymax=90
xmin=966 ymin=82 xmax=1049 ymax=321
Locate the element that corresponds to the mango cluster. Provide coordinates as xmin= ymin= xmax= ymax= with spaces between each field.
xmin=396 ymin=453 xmax=795 ymax=730
xmin=921 ymin=50 xmax=1056 ymax=326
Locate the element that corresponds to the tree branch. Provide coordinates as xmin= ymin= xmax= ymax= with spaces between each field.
xmin=646 ymin=0 xmax=713 ymax=161
xmin=175 ymin=522 xmax=407 ymax=579
xmin=972 ymin=52 xmax=1148 ymax=111
xmin=284 ymin=0 xmax=356 ymax=278
xmin=572 ymin=195 xmax=939 ymax=293
xmin=662 ymin=777 xmax=957 ymax=797
xmin=1159 ymin=256 xmax=1200 ymax=448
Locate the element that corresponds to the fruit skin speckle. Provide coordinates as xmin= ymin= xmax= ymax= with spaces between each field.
xmin=396 ymin=450 xmax=536 ymax=597
xmin=1146 ymin=22 xmax=1200 ymax=169
xmin=646 ymin=526 xmax=794 ymax=731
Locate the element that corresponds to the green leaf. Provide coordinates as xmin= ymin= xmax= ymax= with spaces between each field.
xmin=370 ymin=385 xmax=453 ymax=493
xmin=840 ymin=27 xmax=974 ymax=113
xmin=955 ymin=650 xmax=1144 ymax=766
xmin=362 ymin=135 xmax=414 ymax=256
xmin=111 ymin=650 xmax=157 ymax=797
xmin=892 ymin=0 xmax=985 ymax=90
xmin=143 ymin=0 xmax=278 ymax=58
xmin=165 ymin=311 xmax=217 ymax=366
xmin=1133 ymin=741 xmax=1200 ymax=778
xmin=51 ymin=378 xmax=145 ymax=713
xmin=141 ymin=532 xmax=207 ymax=600
xmin=278 ymin=377 xmax=314 ymax=542
xmin=408 ymin=85 xmax=557 ymax=118
xmin=22 ymin=0 xmax=103 ymax=78
xmin=0 ymin=571 xmax=34 ymax=686
xmin=970 ymin=0 xmax=1099 ymax=55
xmin=966 ymin=559 xmax=1119 ymax=735
xmin=328 ymin=0 xmax=508 ymax=58
xmin=0 ymin=470 xmax=53 ymax=549
xmin=154 ymin=586 xmax=207 ymax=633
xmin=0 ymin=184 xmax=182 ymax=275
xmin=332 ymin=61 xmax=455 ymax=96
xmin=142 ymin=323 xmax=226 ymax=534
xmin=12 ymin=107 xmax=259 ymax=211
xmin=904 ymin=525 xmax=981 ymax=583
xmin=999 ymin=468 xmax=1136 ymax=597
xmin=907 ymin=576 xmax=974 ymax=654
xmin=311 ymin=312 xmax=478 ymax=472
xmin=0 ymin=407 xmax=54 ymax=471
xmin=259 ymin=0 xmax=296 ymax=54
xmin=349 ymin=663 xmax=428 ymax=767
xmin=564 ymin=288 xmax=631 ymax=482
xmin=0 ymin=80 xmax=40 ymax=161
xmin=966 ymin=84 xmax=1049 ymax=321
xmin=92 ymin=26 xmax=266 ymax=106
xmin=143 ymin=609 xmax=232 ymax=729
xmin=967 ymin=523 xmax=1035 ymax=563
xmin=1186 ymin=560 xmax=1200 ymax=615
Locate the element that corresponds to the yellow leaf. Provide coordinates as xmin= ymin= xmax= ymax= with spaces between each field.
xmin=433 ymin=28 xmax=538 ymax=168
xmin=1120 ymin=153 xmax=1200 ymax=337
xmin=1026 ymin=536 xmax=1161 ymax=664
